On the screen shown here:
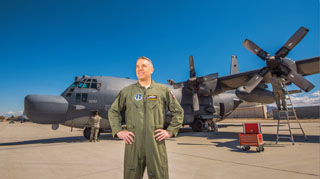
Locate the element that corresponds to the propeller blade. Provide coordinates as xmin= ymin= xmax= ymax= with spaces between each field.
xmin=242 ymin=39 xmax=269 ymax=60
xmin=189 ymin=55 xmax=196 ymax=78
xmin=239 ymin=67 xmax=270 ymax=93
xmin=192 ymin=88 xmax=200 ymax=111
xmin=276 ymin=26 xmax=309 ymax=58
xmin=282 ymin=67 xmax=315 ymax=92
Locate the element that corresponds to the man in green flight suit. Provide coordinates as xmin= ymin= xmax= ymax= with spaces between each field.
xmin=108 ymin=56 xmax=184 ymax=179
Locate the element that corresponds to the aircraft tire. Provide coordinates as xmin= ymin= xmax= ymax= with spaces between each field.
xmin=83 ymin=127 xmax=91 ymax=140
xmin=191 ymin=119 xmax=204 ymax=132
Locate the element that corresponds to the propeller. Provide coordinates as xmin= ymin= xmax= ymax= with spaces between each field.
xmin=189 ymin=55 xmax=200 ymax=111
xmin=241 ymin=26 xmax=314 ymax=93
xmin=173 ymin=55 xmax=218 ymax=111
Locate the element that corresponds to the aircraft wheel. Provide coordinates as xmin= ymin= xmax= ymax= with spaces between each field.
xmin=256 ymin=147 xmax=261 ymax=152
xmin=192 ymin=119 xmax=204 ymax=132
xmin=83 ymin=127 xmax=91 ymax=140
xmin=242 ymin=146 xmax=250 ymax=151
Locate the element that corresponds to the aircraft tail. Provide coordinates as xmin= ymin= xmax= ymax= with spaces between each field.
xmin=230 ymin=55 xmax=239 ymax=75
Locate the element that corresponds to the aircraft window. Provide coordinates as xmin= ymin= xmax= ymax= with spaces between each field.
xmin=82 ymin=93 xmax=88 ymax=102
xmin=78 ymin=83 xmax=84 ymax=88
xmin=87 ymin=79 xmax=92 ymax=82
xmin=93 ymin=79 xmax=97 ymax=82
xmin=76 ymin=93 xmax=81 ymax=102
xmin=83 ymin=83 xmax=90 ymax=88
xmin=71 ymin=82 xmax=79 ymax=87
xmin=91 ymin=83 xmax=97 ymax=89
xmin=66 ymin=93 xmax=72 ymax=97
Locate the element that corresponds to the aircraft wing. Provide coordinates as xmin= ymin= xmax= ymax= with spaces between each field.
xmin=215 ymin=56 xmax=320 ymax=93
xmin=216 ymin=69 xmax=262 ymax=92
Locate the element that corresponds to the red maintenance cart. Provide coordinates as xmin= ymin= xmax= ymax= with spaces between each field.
xmin=238 ymin=123 xmax=264 ymax=152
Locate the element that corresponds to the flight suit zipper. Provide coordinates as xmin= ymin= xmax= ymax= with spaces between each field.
xmin=142 ymin=89 xmax=147 ymax=155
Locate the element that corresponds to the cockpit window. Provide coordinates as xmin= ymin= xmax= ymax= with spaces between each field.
xmin=83 ymin=83 xmax=90 ymax=88
xmin=78 ymin=82 xmax=84 ymax=88
xmin=76 ymin=93 xmax=81 ymax=102
xmin=91 ymin=83 xmax=97 ymax=89
xmin=74 ymin=79 xmax=98 ymax=89
xmin=71 ymin=82 xmax=79 ymax=87
xmin=82 ymin=93 xmax=88 ymax=102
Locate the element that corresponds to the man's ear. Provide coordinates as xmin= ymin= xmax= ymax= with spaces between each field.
xmin=151 ymin=68 xmax=154 ymax=74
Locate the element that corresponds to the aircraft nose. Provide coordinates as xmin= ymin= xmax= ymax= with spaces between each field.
xmin=24 ymin=95 xmax=69 ymax=124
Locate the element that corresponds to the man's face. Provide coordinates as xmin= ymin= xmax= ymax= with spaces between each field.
xmin=136 ymin=59 xmax=154 ymax=81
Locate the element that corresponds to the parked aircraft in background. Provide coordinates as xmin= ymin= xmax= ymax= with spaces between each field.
xmin=24 ymin=27 xmax=320 ymax=139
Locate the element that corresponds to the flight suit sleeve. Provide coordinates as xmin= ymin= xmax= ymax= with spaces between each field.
xmin=165 ymin=88 xmax=184 ymax=137
xmin=108 ymin=90 xmax=126 ymax=138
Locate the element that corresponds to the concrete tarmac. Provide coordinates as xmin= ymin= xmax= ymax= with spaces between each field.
xmin=0 ymin=120 xmax=319 ymax=179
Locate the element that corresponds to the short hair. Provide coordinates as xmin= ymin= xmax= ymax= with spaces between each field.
xmin=137 ymin=56 xmax=153 ymax=68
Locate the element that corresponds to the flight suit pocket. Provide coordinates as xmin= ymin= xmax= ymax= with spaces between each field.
xmin=154 ymin=125 xmax=168 ymax=178
xmin=125 ymin=124 xmax=136 ymax=171
xmin=130 ymin=97 xmax=143 ymax=108
xmin=124 ymin=142 xmax=136 ymax=171
xmin=150 ymin=101 xmax=158 ymax=109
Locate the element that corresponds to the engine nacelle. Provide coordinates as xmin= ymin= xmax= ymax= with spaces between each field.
xmin=236 ymin=88 xmax=275 ymax=104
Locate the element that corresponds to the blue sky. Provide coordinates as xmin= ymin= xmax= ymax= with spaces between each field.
xmin=0 ymin=0 xmax=319 ymax=116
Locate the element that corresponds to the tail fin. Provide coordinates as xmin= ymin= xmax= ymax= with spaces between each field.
xmin=230 ymin=55 xmax=239 ymax=75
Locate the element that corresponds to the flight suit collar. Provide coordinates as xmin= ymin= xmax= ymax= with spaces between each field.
xmin=136 ymin=80 xmax=156 ymax=89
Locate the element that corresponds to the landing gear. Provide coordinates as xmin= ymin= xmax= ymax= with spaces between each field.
xmin=192 ymin=119 xmax=219 ymax=132
xmin=191 ymin=119 xmax=204 ymax=132
xmin=84 ymin=127 xmax=91 ymax=140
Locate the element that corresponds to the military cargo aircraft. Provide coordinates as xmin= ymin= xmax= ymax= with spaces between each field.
xmin=24 ymin=26 xmax=320 ymax=139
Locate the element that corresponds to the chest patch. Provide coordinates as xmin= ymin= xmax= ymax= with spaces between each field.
xmin=147 ymin=95 xmax=158 ymax=101
xmin=135 ymin=93 xmax=142 ymax=101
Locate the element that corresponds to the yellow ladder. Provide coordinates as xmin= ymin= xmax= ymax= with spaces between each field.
xmin=276 ymin=84 xmax=308 ymax=145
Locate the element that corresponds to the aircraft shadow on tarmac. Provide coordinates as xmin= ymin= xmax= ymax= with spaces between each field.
xmin=0 ymin=133 xmax=115 ymax=147
xmin=176 ymin=125 xmax=320 ymax=153
xmin=0 ymin=124 xmax=318 ymax=148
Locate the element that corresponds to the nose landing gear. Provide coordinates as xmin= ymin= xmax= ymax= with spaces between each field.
xmin=191 ymin=118 xmax=219 ymax=132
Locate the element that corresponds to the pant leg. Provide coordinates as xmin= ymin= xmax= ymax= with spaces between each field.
xmin=90 ymin=127 xmax=94 ymax=140
xmin=274 ymin=92 xmax=281 ymax=109
xmin=280 ymin=93 xmax=286 ymax=109
xmin=124 ymin=144 xmax=146 ymax=179
xmin=94 ymin=127 xmax=99 ymax=140
xmin=146 ymin=141 xmax=169 ymax=179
